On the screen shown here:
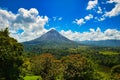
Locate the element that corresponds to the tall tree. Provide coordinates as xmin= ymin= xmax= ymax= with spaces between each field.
xmin=61 ymin=54 xmax=94 ymax=80
xmin=0 ymin=28 xmax=24 ymax=80
xmin=31 ymin=53 xmax=64 ymax=80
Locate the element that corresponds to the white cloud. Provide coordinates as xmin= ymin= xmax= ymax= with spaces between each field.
xmin=74 ymin=14 xmax=93 ymax=25
xmin=0 ymin=9 xmax=16 ymax=29
xmin=60 ymin=27 xmax=120 ymax=41
xmin=58 ymin=17 xmax=62 ymax=20
xmin=105 ymin=0 xmax=120 ymax=17
xmin=94 ymin=13 xmax=106 ymax=21
xmin=0 ymin=8 xmax=48 ymax=42
xmin=98 ymin=17 xmax=105 ymax=21
xmin=97 ymin=7 xmax=103 ymax=14
xmin=106 ymin=0 xmax=120 ymax=4
xmin=73 ymin=18 xmax=85 ymax=25
xmin=53 ymin=17 xmax=62 ymax=21
xmin=84 ymin=14 xmax=93 ymax=20
xmin=60 ymin=30 xmax=81 ymax=41
xmin=86 ymin=0 xmax=98 ymax=10
xmin=104 ymin=29 xmax=120 ymax=39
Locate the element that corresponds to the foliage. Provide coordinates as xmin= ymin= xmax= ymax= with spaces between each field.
xmin=21 ymin=58 xmax=32 ymax=77
xmin=111 ymin=65 xmax=120 ymax=80
xmin=61 ymin=54 xmax=94 ymax=80
xmin=23 ymin=45 xmax=120 ymax=79
xmin=89 ymin=53 xmax=120 ymax=67
xmin=23 ymin=44 xmax=120 ymax=80
xmin=31 ymin=53 xmax=64 ymax=80
xmin=0 ymin=28 xmax=9 ymax=37
xmin=0 ymin=28 xmax=24 ymax=80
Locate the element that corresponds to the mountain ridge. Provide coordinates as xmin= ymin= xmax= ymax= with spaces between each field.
xmin=79 ymin=39 xmax=120 ymax=47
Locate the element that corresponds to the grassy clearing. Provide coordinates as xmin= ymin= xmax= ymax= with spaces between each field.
xmin=99 ymin=51 xmax=119 ymax=55
xmin=24 ymin=76 xmax=42 ymax=80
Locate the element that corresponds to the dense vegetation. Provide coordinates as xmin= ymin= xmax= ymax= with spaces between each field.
xmin=0 ymin=28 xmax=23 ymax=80
xmin=0 ymin=28 xmax=120 ymax=80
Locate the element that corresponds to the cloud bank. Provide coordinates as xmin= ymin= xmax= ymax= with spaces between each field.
xmin=0 ymin=8 xmax=48 ymax=42
xmin=60 ymin=27 xmax=120 ymax=41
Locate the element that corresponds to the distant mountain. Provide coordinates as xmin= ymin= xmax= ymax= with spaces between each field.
xmin=27 ymin=29 xmax=73 ymax=44
xmin=23 ymin=29 xmax=78 ymax=49
xmin=79 ymin=40 xmax=120 ymax=47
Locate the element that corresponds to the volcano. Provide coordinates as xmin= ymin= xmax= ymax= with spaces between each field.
xmin=23 ymin=29 xmax=78 ymax=49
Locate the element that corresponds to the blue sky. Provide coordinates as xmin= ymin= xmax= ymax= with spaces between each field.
xmin=0 ymin=0 xmax=120 ymax=42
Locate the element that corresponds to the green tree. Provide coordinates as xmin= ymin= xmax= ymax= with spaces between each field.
xmin=61 ymin=54 xmax=94 ymax=80
xmin=31 ymin=53 xmax=64 ymax=80
xmin=21 ymin=57 xmax=32 ymax=77
xmin=0 ymin=28 xmax=24 ymax=80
